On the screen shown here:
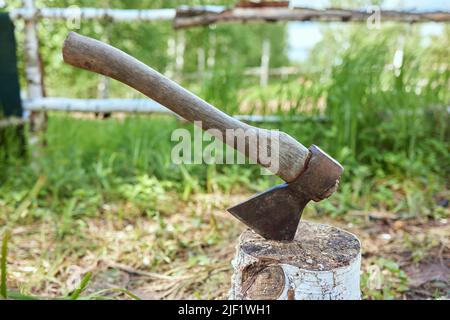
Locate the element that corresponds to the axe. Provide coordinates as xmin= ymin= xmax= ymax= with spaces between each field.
xmin=62 ymin=32 xmax=343 ymax=242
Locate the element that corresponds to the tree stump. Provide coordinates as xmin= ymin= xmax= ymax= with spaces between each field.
xmin=229 ymin=221 xmax=361 ymax=300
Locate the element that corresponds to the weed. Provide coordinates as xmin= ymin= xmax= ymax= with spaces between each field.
xmin=1 ymin=230 xmax=10 ymax=299
xmin=362 ymin=258 xmax=409 ymax=300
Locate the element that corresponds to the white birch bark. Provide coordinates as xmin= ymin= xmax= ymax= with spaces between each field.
xmin=22 ymin=98 xmax=330 ymax=123
xmin=10 ymin=8 xmax=176 ymax=22
xmin=260 ymin=38 xmax=270 ymax=87
xmin=23 ymin=0 xmax=46 ymax=137
xmin=230 ymin=221 xmax=361 ymax=300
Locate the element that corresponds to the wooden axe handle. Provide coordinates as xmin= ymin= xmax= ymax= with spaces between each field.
xmin=62 ymin=32 xmax=309 ymax=182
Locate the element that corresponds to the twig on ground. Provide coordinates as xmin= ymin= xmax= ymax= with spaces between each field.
xmin=104 ymin=260 xmax=189 ymax=281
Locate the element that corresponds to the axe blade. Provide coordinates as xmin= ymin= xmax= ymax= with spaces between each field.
xmin=227 ymin=145 xmax=343 ymax=241
xmin=227 ymin=184 xmax=308 ymax=241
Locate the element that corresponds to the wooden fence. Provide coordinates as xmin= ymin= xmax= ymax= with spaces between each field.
xmin=6 ymin=1 xmax=450 ymax=128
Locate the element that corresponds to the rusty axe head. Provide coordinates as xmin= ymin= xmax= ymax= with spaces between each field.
xmin=228 ymin=145 xmax=343 ymax=241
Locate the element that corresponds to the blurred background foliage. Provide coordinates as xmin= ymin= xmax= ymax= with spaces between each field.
xmin=1 ymin=0 xmax=449 ymax=219
xmin=0 ymin=0 xmax=449 ymax=299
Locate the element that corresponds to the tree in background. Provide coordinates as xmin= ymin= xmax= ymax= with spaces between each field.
xmin=5 ymin=0 xmax=289 ymax=99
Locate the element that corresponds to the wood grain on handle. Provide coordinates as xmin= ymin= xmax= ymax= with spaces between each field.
xmin=62 ymin=32 xmax=309 ymax=182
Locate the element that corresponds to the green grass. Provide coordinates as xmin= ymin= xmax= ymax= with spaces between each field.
xmin=0 ymin=104 xmax=446 ymax=227
xmin=69 ymin=272 xmax=92 ymax=300
xmin=2 ymin=25 xmax=448 ymax=215
xmin=0 ymin=231 xmax=142 ymax=300
xmin=1 ymin=230 xmax=10 ymax=299
xmin=0 ymin=23 xmax=448 ymax=299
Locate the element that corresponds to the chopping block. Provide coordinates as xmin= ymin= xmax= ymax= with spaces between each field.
xmin=229 ymin=221 xmax=361 ymax=300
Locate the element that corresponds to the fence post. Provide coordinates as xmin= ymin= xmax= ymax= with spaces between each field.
xmin=97 ymin=24 xmax=111 ymax=118
xmin=207 ymin=32 xmax=216 ymax=70
xmin=165 ymin=36 xmax=176 ymax=78
xmin=175 ymin=30 xmax=185 ymax=79
xmin=260 ymin=37 xmax=270 ymax=87
xmin=23 ymin=0 xmax=46 ymax=142
xmin=230 ymin=221 xmax=361 ymax=300
xmin=197 ymin=47 xmax=205 ymax=80
xmin=97 ymin=25 xmax=110 ymax=100
xmin=165 ymin=31 xmax=185 ymax=81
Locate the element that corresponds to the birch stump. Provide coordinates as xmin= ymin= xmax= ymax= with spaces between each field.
xmin=229 ymin=221 xmax=361 ymax=300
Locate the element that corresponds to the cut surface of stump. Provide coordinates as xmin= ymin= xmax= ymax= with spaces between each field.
xmin=230 ymin=220 xmax=361 ymax=300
